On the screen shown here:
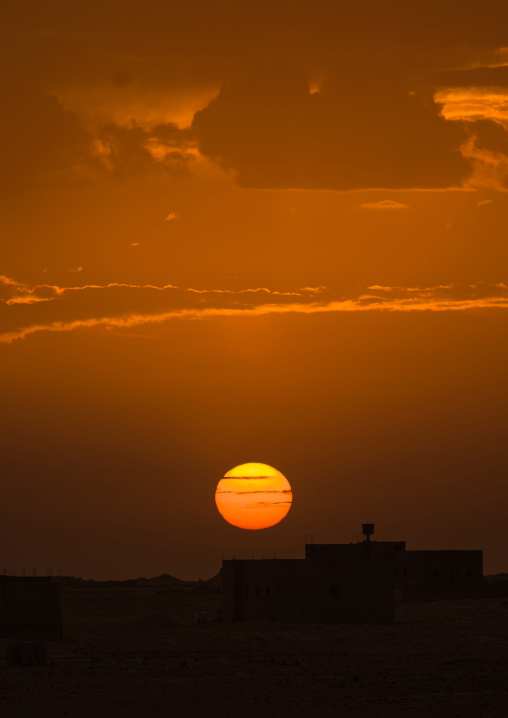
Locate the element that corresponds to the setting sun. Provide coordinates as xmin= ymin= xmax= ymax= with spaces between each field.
xmin=215 ymin=463 xmax=292 ymax=530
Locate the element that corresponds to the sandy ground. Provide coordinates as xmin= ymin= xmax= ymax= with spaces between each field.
xmin=1 ymin=578 xmax=507 ymax=717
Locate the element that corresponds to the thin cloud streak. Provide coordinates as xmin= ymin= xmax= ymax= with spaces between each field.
xmin=216 ymin=490 xmax=292 ymax=495
xmin=1 ymin=277 xmax=325 ymax=304
xmin=237 ymin=501 xmax=292 ymax=509
xmin=2 ymin=278 xmax=508 ymax=344
xmin=360 ymin=200 xmax=410 ymax=210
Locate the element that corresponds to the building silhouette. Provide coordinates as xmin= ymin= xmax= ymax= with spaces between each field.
xmin=0 ymin=576 xmax=62 ymax=641
xmin=222 ymin=525 xmax=483 ymax=624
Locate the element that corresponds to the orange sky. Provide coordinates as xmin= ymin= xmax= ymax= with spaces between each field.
xmin=1 ymin=0 xmax=508 ymax=579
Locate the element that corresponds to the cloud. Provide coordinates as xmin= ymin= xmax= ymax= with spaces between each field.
xmin=435 ymin=87 xmax=508 ymax=129
xmin=216 ymin=490 xmax=292 ymax=495
xmin=247 ymin=502 xmax=292 ymax=508
xmin=0 ymin=91 xmax=91 ymax=196
xmin=0 ymin=276 xmax=31 ymax=302
xmin=432 ymin=73 xmax=508 ymax=189
xmin=477 ymin=198 xmax=493 ymax=206
xmin=192 ymin=67 xmax=471 ymax=190
xmin=460 ymin=136 xmax=508 ymax=190
xmin=90 ymin=122 xmax=197 ymax=178
xmin=360 ymin=200 xmax=410 ymax=210
xmin=0 ymin=88 xmax=199 ymax=196
xmin=2 ymin=276 xmax=508 ymax=344
xmin=6 ymin=3 xmax=508 ymax=193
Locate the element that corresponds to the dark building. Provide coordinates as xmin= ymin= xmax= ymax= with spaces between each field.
xmin=222 ymin=555 xmax=395 ymax=624
xmin=307 ymin=527 xmax=483 ymax=585
xmin=0 ymin=576 xmax=62 ymax=641
xmin=222 ymin=525 xmax=483 ymax=624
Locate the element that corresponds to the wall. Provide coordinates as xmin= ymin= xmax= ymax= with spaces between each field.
xmin=222 ymin=557 xmax=395 ymax=624
xmin=397 ymin=550 xmax=483 ymax=584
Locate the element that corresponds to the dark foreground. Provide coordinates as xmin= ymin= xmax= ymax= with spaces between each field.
xmin=1 ymin=576 xmax=507 ymax=717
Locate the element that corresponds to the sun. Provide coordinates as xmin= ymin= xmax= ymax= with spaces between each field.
xmin=215 ymin=462 xmax=292 ymax=530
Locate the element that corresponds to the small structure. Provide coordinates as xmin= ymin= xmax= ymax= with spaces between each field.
xmin=362 ymin=523 xmax=375 ymax=541
xmin=0 ymin=576 xmax=62 ymax=641
xmin=222 ymin=525 xmax=483 ymax=624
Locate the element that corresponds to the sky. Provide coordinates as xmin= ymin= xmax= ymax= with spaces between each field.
xmin=2 ymin=0 xmax=508 ymax=579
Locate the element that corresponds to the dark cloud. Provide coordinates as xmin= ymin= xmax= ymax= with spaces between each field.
xmin=0 ymin=87 xmax=196 ymax=193
xmin=432 ymin=65 xmax=508 ymax=89
xmin=3 ymin=1 xmax=508 ymax=192
xmin=3 ymin=1 xmax=508 ymax=193
xmin=192 ymin=67 xmax=472 ymax=190
xmin=0 ymin=91 xmax=90 ymax=195
xmin=473 ymin=120 xmax=508 ymax=155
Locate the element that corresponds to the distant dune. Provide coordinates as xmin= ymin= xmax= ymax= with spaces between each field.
xmin=54 ymin=572 xmax=222 ymax=589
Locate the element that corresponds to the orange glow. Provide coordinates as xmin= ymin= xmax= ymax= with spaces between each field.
xmin=56 ymin=85 xmax=221 ymax=130
xmin=4 ymin=2 xmax=508 ymax=583
xmin=215 ymin=463 xmax=292 ymax=530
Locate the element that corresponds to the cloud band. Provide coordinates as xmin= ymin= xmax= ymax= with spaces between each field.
xmin=1 ymin=277 xmax=507 ymax=344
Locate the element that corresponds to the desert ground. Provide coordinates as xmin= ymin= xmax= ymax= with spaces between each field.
xmin=1 ymin=574 xmax=507 ymax=717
